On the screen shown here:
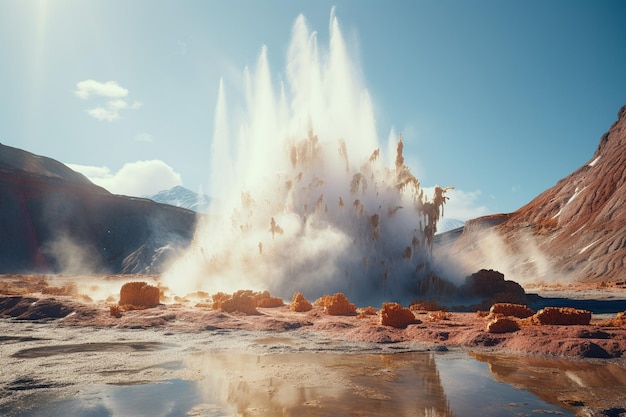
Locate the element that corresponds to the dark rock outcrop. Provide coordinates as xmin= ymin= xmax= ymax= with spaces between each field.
xmin=0 ymin=143 xmax=196 ymax=274
xmin=460 ymin=269 xmax=527 ymax=305
xmin=0 ymin=296 xmax=74 ymax=320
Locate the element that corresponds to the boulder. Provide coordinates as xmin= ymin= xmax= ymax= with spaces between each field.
xmin=459 ymin=269 xmax=527 ymax=308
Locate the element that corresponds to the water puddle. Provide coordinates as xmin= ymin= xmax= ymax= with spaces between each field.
xmin=9 ymin=350 xmax=617 ymax=416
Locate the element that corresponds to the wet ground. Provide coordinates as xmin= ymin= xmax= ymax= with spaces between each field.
xmin=2 ymin=275 xmax=626 ymax=416
xmin=2 ymin=320 xmax=626 ymax=417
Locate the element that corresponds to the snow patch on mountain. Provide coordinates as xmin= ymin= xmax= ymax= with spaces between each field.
xmin=148 ymin=186 xmax=211 ymax=213
xmin=437 ymin=218 xmax=465 ymax=234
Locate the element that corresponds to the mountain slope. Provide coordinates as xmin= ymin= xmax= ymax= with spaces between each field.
xmin=0 ymin=143 xmax=96 ymax=187
xmin=445 ymin=105 xmax=626 ymax=284
xmin=0 ymin=143 xmax=197 ymax=274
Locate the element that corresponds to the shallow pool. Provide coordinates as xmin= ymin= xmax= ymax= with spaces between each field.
xmin=6 ymin=350 xmax=588 ymax=417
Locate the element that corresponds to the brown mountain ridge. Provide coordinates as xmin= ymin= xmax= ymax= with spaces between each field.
xmin=445 ymin=104 xmax=626 ymax=284
xmin=0 ymin=143 xmax=196 ymax=274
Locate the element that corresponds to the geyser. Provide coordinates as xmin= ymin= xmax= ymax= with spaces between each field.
xmin=163 ymin=10 xmax=451 ymax=305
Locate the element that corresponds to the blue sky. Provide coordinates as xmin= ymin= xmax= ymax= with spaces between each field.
xmin=1 ymin=0 xmax=624 ymax=220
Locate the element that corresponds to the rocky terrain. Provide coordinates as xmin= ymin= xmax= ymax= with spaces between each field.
xmin=0 ymin=143 xmax=197 ymax=274
xmin=1 ymin=274 xmax=625 ymax=360
xmin=0 ymin=273 xmax=625 ymax=416
xmin=444 ymin=105 xmax=626 ymax=285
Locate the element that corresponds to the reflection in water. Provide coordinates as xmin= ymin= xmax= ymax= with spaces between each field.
xmin=184 ymin=352 xmax=455 ymax=417
xmin=10 ymin=351 xmax=588 ymax=417
xmin=471 ymin=352 xmax=626 ymax=413
xmin=437 ymin=354 xmax=575 ymax=416
xmin=9 ymin=379 xmax=203 ymax=417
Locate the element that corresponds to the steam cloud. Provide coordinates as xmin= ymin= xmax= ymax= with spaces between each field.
xmin=435 ymin=227 xmax=558 ymax=287
xmin=163 ymin=10 xmax=452 ymax=305
xmin=42 ymin=233 xmax=102 ymax=274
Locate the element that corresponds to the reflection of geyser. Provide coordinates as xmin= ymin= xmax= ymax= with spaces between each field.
xmin=184 ymin=352 xmax=454 ymax=417
xmin=163 ymin=10 xmax=451 ymax=305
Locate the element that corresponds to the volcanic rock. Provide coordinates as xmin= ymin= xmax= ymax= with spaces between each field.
xmin=460 ymin=269 xmax=527 ymax=305
xmin=0 ymin=296 xmax=74 ymax=320
xmin=0 ymin=143 xmax=196 ymax=274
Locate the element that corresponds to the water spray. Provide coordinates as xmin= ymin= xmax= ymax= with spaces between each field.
xmin=163 ymin=10 xmax=452 ymax=305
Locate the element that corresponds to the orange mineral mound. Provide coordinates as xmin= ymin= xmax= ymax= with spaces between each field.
xmin=535 ymin=307 xmax=591 ymax=325
xmin=597 ymin=311 xmax=626 ymax=327
xmin=379 ymin=302 xmax=417 ymax=328
xmin=487 ymin=317 xmax=520 ymax=333
xmin=119 ymin=281 xmax=160 ymax=308
xmin=254 ymin=290 xmax=285 ymax=308
xmin=211 ymin=290 xmax=259 ymax=315
xmin=290 ymin=292 xmax=313 ymax=312
xmin=409 ymin=300 xmax=448 ymax=312
xmin=316 ymin=293 xmax=356 ymax=316
xmin=211 ymin=292 xmax=230 ymax=309
xmin=357 ymin=306 xmax=378 ymax=319
xmin=209 ymin=290 xmax=283 ymax=314
xmin=109 ymin=304 xmax=123 ymax=318
xmin=314 ymin=294 xmax=332 ymax=307
xmin=489 ymin=303 xmax=534 ymax=319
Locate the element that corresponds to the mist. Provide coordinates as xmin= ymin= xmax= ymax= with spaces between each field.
xmin=433 ymin=224 xmax=562 ymax=289
xmin=163 ymin=10 xmax=452 ymax=305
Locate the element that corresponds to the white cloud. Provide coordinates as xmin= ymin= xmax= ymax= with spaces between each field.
xmin=74 ymin=80 xmax=128 ymax=99
xmin=86 ymin=104 xmax=121 ymax=121
xmin=423 ymin=186 xmax=490 ymax=221
xmin=67 ymin=160 xmax=182 ymax=197
xmin=74 ymin=79 xmax=141 ymax=122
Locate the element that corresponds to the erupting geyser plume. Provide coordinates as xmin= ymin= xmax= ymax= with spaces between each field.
xmin=163 ymin=10 xmax=452 ymax=305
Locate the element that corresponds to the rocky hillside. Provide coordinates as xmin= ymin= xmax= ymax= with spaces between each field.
xmin=444 ymin=105 xmax=626 ymax=284
xmin=0 ymin=144 xmax=197 ymax=274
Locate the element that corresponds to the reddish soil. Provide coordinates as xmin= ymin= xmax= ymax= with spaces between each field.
xmin=2 ymin=275 xmax=625 ymax=360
